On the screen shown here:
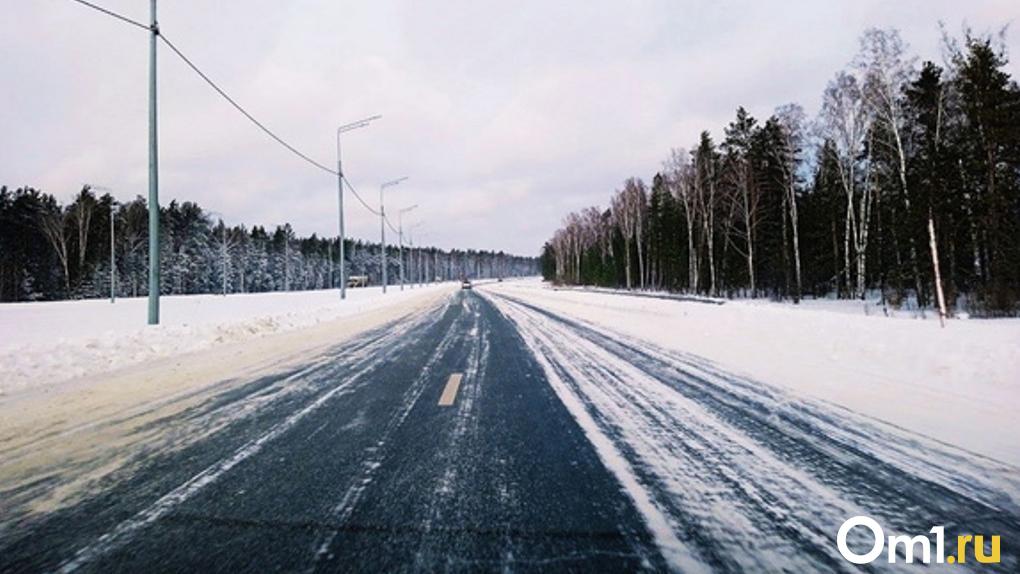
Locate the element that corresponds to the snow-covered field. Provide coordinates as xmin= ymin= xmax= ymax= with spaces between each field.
xmin=481 ymin=279 xmax=1020 ymax=466
xmin=0 ymin=284 xmax=450 ymax=396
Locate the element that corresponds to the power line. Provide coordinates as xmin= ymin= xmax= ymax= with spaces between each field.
xmin=160 ymin=32 xmax=398 ymax=225
xmin=342 ymin=177 xmax=399 ymax=235
xmin=158 ymin=32 xmax=338 ymax=177
xmin=66 ymin=1 xmax=395 ymax=225
xmin=342 ymin=177 xmax=381 ymax=216
xmin=67 ymin=0 xmax=150 ymax=31
xmin=385 ymin=216 xmax=400 ymax=235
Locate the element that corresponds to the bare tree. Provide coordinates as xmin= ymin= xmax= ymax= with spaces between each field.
xmin=693 ymin=145 xmax=719 ymax=296
xmin=857 ymin=27 xmax=927 ymax=306
xmin=612 ymin=179 xmax=649 ymax=290
xmin=70 ymin=187 xmax=97 ymax=276
xmin=611 ymin=191 xmax=634 ymax=289
xmin=665 ymin=148 xmax=699 ymax=293
xmin=775 ymin=104 xmax=806 ymax=302
xmin=820 ymin=70 xmax=872 ymax=299
xmin=723 ymin=152 xmax=760 ymax=296
xmin=37 ymin=205 xmax=72 ymax=296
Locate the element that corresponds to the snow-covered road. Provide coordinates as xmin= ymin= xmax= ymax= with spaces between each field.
xmin=481 ymin=285 xmax=1020 ymax=571
xmin=2 ymin=281 xmax=1017 ymax=572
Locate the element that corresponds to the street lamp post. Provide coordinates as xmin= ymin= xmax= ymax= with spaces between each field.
xmin=379 ymin=177 xmax=408 ymax=293
xmin=220 ymin=221 xmax=227 ymax=296
xmin=208 ymin=211 xmax=229 ymax=296
xmin=336 ymin=115 xmax=380 ymax=300
xmin=407 ymin=223 xmax=423 ymax=288
xmin=397 ymin=205 xmax=418 ymax=291
xmin=111 ymin=200 xmax=117 ymax=302
xmin=148 ymin=0 xmax=160 ymax=325
xmin=91 ymin=185 xmax=117 ymax=303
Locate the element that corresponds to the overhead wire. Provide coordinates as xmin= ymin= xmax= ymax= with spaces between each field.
xmin=65 ymin=0 xmax=396 ymax=225
xmin=68 ymin=0 xmax=149 ymax=31
xmin=342 ymin=177 xmax=381 ymax=216
xmin=158 ymin=33 xmax=338 ymax=176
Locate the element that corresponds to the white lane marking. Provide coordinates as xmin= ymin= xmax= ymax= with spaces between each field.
xmin=438 ymin=373 xmax=464 ymax=406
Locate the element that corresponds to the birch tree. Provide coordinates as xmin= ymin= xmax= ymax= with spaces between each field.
xmin=665 ymin=148 xmax=699 ymax=293
xmin=611 ymin=190 xmax=635 ymax=289
xmin=820 ymin=71 xmax=872 ymax=298
xmin=775 ymin=103 xmax=806 ymax=302
xmin=37 ymin=203 xmax=71 ymax=296
xmin=857 ymin=27 xmax=927 ymax=305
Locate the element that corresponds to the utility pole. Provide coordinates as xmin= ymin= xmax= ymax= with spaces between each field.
xmin=92 ymin=185 xmax=117 ymax=303
xmin=110 ymin=201 xmax=116 ymax=303
xmin=406 ymin=234 xmax=413 ymax=289
xmin=397 ymin=205 xmax=417 ymax=291
xmin=209 ymin=212 xmax=229 ymax=296
xmin=147 ymin=0 xmax=160 ymax=324
xmin=415 ymin=246 xmax=421 ymax=287
xmin=336 ymin=115 xmax=380 ymax=300
xmin=327 ymin=240 xmax=333 ymax=288
xmin=408 ymin=223 xmax=423 ymax=288
xmin=284 ymin=235 xmax=290 ymax=291
xmin=221 ymin=221 xmax=228 ymax=296
xmin=378 ymin=177 xmax=407 ymax=294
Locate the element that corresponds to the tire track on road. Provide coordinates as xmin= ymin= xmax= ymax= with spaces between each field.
xmin=483 ymin=288 xmax=1020 ymax=573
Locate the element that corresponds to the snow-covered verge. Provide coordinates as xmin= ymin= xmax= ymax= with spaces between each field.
xmin=552 ymin=285 xmax=725 ymax=305
xmin=480 ymin=279 xmax=1020 ymax=466
xmin=0 ymin=285 xmax=450 ymax=397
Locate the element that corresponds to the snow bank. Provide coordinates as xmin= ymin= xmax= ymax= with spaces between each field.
xmin=0 ymin=285 xmax=449 ymax=397
xmin=482 ymin=279 xmax=1020 ymax=465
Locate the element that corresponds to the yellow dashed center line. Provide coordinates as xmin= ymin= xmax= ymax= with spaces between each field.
xmin=438 ymin=373 xmax=464 ymax=406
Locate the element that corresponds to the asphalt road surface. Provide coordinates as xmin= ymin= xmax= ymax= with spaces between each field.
xmin=1 ymin=288 xmax=1018 ymax=572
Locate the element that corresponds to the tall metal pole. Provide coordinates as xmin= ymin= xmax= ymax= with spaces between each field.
xmin=396 ymin=205 xmax=417 ymax=291
xmin=337 ymin=135 xmax=346 ymax=300
xmin=147 ymin=0 xmax=160 ymax=324
xmin=380 ymin=185 xmax=387 ymax=294
xmin=335 ymin=115 xmax=380 ymax=299
xmin=110 ymin=201 xmax=116 ymax=303
xmin=378 ymin=177 xmax=407 ymax=294
xmin=408 ymin=234 xmax=414 ymax=289
xmin=398 ymin=214 xmax=404 ymax=291
xmin=221 ymin=222 xmax=227 ymax=296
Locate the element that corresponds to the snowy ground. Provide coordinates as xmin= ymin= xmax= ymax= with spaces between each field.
xmin=2 ymin=279 xmax=1017 ymax=570
xmin=0 ymin=284 xmax=450 ymax=397
xmin=480 ymin=279 xmax=1020 ymax=466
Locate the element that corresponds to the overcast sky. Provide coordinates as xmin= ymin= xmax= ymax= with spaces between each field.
xmin=3 ymin=1 xmax=1018 ymax=255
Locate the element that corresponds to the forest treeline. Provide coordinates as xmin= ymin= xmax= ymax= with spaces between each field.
xmin=0 ymin=186 xmax=537 ymax=302
xmin=540 ymin=27 xmax=1020 ymax=316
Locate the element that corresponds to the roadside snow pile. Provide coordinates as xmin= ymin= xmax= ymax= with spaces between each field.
xmin=553 ymin=285 xmax=725 ymax=305
xmin=482 ymin=279 xmax=1020 ymax=465
xmin=0 ymin=285 xmax=447 ymax=396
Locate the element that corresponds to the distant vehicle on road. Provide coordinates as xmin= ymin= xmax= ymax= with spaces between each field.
xmin=461 ymin=279 xmax=472 ymax=290
xmin=347 ymin=275 xmax=369 ymax=288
